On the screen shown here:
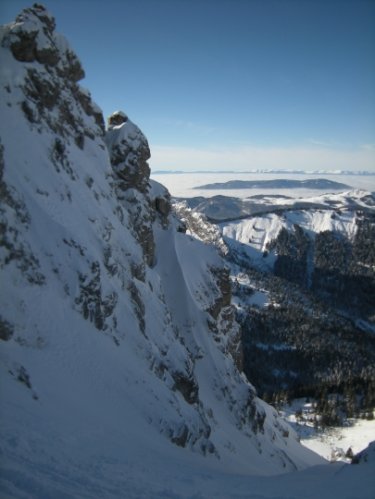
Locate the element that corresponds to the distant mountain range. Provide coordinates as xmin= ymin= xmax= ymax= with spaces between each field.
xmin=153 ymin=169 xmax=375 ymax=176
xmin=195 ymin=179 xmax=350 ymax=190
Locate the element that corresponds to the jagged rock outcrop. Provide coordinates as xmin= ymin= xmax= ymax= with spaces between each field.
xmin=1 ymin=4 xmax=104 ymax=143
xmin=106 ymin=110 xmax=150 ymax=193
xmin=104 ymin=110 xmax=174 ymax=267
xmin=5 ymin=3 xmax=61 ymax=65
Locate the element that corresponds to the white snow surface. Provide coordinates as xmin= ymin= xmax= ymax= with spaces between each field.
xmin=220 ymin=204 xmax=361 ymax=271
xmin=223 ymin=209 xmax=358 ymax=245
xmin=301 ymin=419 xmax=375 ymax=463
xmin=0 ymin=6 xmax=374 ymax=498
xmin=281 ymin=400 xmax=375 ymax=464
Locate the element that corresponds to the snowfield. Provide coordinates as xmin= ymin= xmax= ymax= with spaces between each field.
xmin=281 ymin=400 xmax=375 ymax=462
xmin=1 ymin=359 xmax=375 ymax=499
xmin=302 ymin=418 xmax=375 ymax=463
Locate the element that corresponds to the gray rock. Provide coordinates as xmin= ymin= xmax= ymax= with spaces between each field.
xmin=105 ymin=111 xmax=151 ymax=193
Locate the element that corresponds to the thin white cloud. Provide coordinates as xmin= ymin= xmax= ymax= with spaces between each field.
xmin=150 ymin=144 xmax=375 ymax=172
xmin=308 ymin=138 xmax=339 ymax=147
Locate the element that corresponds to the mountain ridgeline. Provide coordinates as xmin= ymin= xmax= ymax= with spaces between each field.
xmin=0 ymin=5 xmax=328 ymax=496
xmin=195 ymin=178 xmax=351 ymax=190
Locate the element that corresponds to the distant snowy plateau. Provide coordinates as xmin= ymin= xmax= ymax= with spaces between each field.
xmin=194 ymin=178 xmax=351 ymax=190
xmin=0 ymin=5 xmax=374 ymax=499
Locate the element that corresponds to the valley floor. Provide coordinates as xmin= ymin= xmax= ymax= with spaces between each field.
xmin=301 ymin=418 xmax=375 ymax=463
xmin=280 ymin=399 xmax=375 ymax=463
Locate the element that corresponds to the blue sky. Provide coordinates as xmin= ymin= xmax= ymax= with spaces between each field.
xmin=1 ymin=0 xmax=375 ymax=172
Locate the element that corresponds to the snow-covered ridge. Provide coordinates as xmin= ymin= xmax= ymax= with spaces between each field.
xmin=179 ymin=188 xmax=374 ymax=223
xmin=222 ymin=207 xmax=359 ymax=256
xmin=0 ymin=5 xmax=330 ymax=497
xmin=176 ymin=189 xmax=374 ymax=278
xmin=217 ymin=189 xmax=374 ymax=275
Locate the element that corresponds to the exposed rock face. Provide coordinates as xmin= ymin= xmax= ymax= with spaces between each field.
xmin=108 ymin=110 xmax=128 ymax=127
xmin=5 ymin=4 xmax=60 ymax=65
xmin=104 ymin=111 xmax=173 ymax=267
xmin=105 ymin=110 xmax=156 ymax=266
xmin=150 ymin=179 xmax=172 ymax=226
xmin=1 ymin=3 xmax=104 ymax=143
xmin=208 ymin=267 xmax=232 ymax=319
xmin=106 ymin=111 xmax=151 ymax=193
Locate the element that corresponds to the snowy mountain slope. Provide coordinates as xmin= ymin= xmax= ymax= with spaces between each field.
xmin=184 ymin=198 xmax=373 ymax=434
xmin=172 ymin=172 xmax=375 ymax=434
xmin=0 ymin=5 xmax=338 ymax=497
xmin=212 ymin=189 xmax=375 ymax=387
xmin=176 ymin=191 xmax=372 ymax=275
xmin=220 ymin=194 xmax=375 ymax=320
xmin=221 ymin=206 xmax=360 ymax=264
xmin=179 ymin=188 xmax=375 ymax=223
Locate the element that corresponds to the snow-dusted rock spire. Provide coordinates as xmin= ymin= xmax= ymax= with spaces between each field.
xmin=4 ymin=3 xmax=61 ymax=65
xmin=105 ymin=110 xmax=151 ymax=193
xmin=1 ymin=3 xmax=104 ymax=143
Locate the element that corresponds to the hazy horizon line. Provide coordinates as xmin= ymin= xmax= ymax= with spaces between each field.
xmin=152 ymin=169 xmax=375 ymax=176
